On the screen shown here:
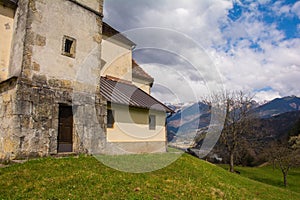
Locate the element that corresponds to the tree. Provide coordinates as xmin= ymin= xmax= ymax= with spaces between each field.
xmin=267 ymin=139 xmax=300 ymax=187
xmin=204 ymin=91 xmax=254 ymax=173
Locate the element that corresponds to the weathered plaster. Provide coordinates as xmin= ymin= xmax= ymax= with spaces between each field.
xmin=0 ymin=5 xmax=14 ymax=81
xmin=101 ymin=39 xmax=132 ymax=81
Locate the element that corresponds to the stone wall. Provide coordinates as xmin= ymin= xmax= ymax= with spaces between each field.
xmin=0 ymin=77 xmax=108 ymax=160
xmin=0 ymin=78 xmax=18 ymax=159
xmin=20 ymin=0 xmax=102 ymax=82
xmin=10 ymin=79 xmax=106 ymax=157
xmin=0 ymin=0 xmax=106 ymax=160
xmin=0 ymin=4 xmax=15 ymax=81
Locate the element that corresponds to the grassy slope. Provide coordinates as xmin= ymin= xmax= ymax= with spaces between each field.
xmin=0 ymin=154 xmax=299 ymax=200
xmin=234 ymin=165 xmax=300 ymax=194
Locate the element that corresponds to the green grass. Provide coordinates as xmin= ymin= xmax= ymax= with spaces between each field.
xmin=0 ymin=154 xmax=299 ymax=199
xmin=219 ymin=165 xmax=300 ymax=194
xmin=95 ymin=147 xmax=183 ymax=173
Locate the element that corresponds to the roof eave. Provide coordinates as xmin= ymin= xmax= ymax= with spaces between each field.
xmin=107 ymin=101 xmax=173 ymax=113
xmin=1 ymin=0 xmax=18 ymax=9
xmin=102 ymin=22 xmax=136 ymax=48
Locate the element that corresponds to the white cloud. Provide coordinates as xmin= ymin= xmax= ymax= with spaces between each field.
xmin=254 ymin=90 xmax=281 ymax=102
xmin=141 ymin=63 xmax=209 ymax=103
xmin=292 ymin=1 xmax=300 ymax=18
xmin=257 ymin=0 xmax=271 ymax=4
xmin=104 ymin=0 xmax=300 ymax=103
xmin=175 ymin=8 xmax=189 ymax=16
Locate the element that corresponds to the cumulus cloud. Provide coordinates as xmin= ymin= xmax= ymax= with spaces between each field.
xmin=104 ymin=0 xmax=300 ymax=103
xmin=292 ymin=1 xmax=300 ymax=18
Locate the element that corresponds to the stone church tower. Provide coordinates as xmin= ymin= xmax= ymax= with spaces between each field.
xmin=0 ymin=0 xmax=106 ymax=159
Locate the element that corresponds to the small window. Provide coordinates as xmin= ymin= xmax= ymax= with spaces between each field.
xmin=62 ymin=36 xmax=76 ymax=58
xmin=107 ymin=109 xmax=115 ymax=128
xmin=149 ymin=115 xmax=156 ymax=130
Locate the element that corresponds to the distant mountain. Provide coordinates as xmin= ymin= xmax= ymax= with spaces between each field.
xmin=207 ymin=111 xmax=300 ymax=166
xmin=166 ymin=102 xmax=210 ymax=148
xmin=252 ymin=96 xmax=300 ymax=118
xmin=167 ymin=102 xmax=210 ymax=135
xmin=166 ymin=96 xmax=300 ymax=150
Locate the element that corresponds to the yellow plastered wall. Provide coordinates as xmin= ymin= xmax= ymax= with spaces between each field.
xmin=132 ymin=80 xmax=151 ymax=94
xmin=107 ymin=104 xmax=166 ymax=142
xmin=0 ymin=5 xmax=14 ymax=81
xmin=101 ymin=39 xmax=132 ymax=81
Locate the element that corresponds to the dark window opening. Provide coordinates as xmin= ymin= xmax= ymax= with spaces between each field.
xmin=149 ymin=115 xmax=156 ymax=130
xmin=64 ymin=39 xmax=73 ymax=53
xmin=107 ymin=109 xmax=115 ymax=128
xmin=62 ymin=36 xmax=76 ymax=58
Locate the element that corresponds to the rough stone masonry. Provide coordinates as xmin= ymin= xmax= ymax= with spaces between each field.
xmin=0 ymin=0 xmax=107 ymax=160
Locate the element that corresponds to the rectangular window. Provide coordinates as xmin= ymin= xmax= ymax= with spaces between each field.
xmin=107 ymin=109 xmax=115 ymax=128
xmin=149 ymin=115 xmax=156 ymax=130
xmin=62 ymin=36 xmax=76 ymax=58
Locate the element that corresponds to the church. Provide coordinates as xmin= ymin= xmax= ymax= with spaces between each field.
xmin=0 ymin=0 xmax=172 ymax=160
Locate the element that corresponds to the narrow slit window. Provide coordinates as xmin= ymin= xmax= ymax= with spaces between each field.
xmin=62 ymin=36 xmax=76 ymax=58
xmin=107 ymin=109 xmax=115 ymax=128
xmin=149 ymin=115 xmax=156 ymax=130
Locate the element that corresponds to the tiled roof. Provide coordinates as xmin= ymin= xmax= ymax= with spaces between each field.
xmin=132 ymin=60 xmax=154 ymax=83
xmin=100 ymin=76 xmax=173 ymax=113
xmin=102 ymin=22 xmax=136 ymax=48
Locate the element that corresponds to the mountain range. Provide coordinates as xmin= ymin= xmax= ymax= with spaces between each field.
xmin=167 ymin=96 xmax=300 ymax=150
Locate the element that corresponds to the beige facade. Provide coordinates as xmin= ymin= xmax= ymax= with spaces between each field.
xmin=0 ymin=5 xmax=14 ymax=81
xmin=132 ymin=78 xmax=151 ymax=94
xmin=25 ymin=0 xmax=102 ymax=83
xmin=100 ymin=23 xmax=168 ymax=154
xmin=107 ymin=104 xmax=166 ymax=143
xmin=101 ymin=36 xmax=152 ymax=94
xmin=101 ymin=38 xmax=133 ymax=81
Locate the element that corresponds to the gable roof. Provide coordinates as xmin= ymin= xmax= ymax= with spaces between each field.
xmin=132 ymin=60 xmax=154 ymax=83
xmin=102 ymin=22 xmax=136 ymax=48
xmin=100 ymin=76 xmax=173 ymax=113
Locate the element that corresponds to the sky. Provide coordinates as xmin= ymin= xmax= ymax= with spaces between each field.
xmin=103 ymin=0 xmax=300 ymax=103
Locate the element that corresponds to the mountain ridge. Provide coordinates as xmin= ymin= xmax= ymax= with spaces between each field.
xmin=167 ymin=96 xmax=300 ymax=151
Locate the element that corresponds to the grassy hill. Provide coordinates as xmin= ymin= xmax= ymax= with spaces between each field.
xmin=0 ymin=153 xmax=299 ymax=200
xmin=220 ymin=165 xmax=300 ymax=194
xmin=241 ymin=166 xmax=300 ymax=193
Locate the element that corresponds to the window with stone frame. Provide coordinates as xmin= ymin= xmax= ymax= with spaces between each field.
xmin=62 ymin=35 xmax=76 ymax=58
